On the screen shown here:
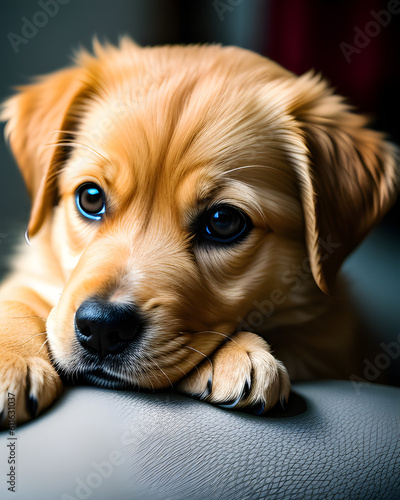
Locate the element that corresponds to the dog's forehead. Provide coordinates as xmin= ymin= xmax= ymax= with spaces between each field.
xmin=70 ymin=46 xmax=294 ymax=205
xmin=74 ymin=93 xmax=224 ymax=208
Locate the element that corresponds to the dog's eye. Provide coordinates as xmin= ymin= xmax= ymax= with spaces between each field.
xmin=75 ymin=183 xmax=106 ymax=220
xmin=201 ymin=205 xmax=251 ymax=244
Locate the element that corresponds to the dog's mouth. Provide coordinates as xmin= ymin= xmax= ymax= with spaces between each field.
xmin=61 ymin=368 xmax=135 ymax=390
xmin=81 ymin=369 xmax=132 ymax=389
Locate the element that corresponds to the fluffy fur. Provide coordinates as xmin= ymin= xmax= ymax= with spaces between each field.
xmin=0 ymin=38 xmax=398 ymax=424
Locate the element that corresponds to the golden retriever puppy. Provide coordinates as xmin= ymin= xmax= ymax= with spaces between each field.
xmin=0 ymin=39 xmax=398 ymax=425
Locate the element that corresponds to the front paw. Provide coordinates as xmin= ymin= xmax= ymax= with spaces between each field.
xmin=0 ymin=350 xmax=62 ymax=427
xmin=177 ymin=331 xmax=290 ymax=414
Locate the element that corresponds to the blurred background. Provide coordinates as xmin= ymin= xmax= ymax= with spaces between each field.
xmin=0 ymin=0 xmax=399 ymax=383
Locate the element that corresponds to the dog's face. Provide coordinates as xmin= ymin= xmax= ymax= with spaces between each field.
xmin=2 ymin=40 xmax=398 ymax=390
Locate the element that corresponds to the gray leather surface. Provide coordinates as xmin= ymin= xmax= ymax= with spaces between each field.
xmin=1 ymin=381 xmax=399 ymax=500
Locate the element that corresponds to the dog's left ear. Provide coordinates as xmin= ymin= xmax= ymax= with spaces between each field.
xmin=287 ymin=73 xmax=399 ymax=293
xmin=1 ymin=65 xmax=91 ymax=237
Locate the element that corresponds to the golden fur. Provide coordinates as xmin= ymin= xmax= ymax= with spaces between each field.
xmin=0 ymin=39 xmax=398 ymax=424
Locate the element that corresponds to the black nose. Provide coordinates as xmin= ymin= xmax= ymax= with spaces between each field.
xmin=75 ymin=298 xmax=143 ymax=357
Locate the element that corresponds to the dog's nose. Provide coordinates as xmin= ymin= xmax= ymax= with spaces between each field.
xmin=75 ymin=298 xmax=143 ymax=357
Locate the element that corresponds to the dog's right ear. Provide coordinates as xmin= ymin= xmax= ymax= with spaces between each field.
xmin=286 ymin=72 xmax=399 ymax=293
xmin=1 ymin=65 xmax=91 ymax=237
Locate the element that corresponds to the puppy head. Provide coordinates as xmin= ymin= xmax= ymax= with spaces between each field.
xmin=2 ymin=39 xmax=398 ymax=388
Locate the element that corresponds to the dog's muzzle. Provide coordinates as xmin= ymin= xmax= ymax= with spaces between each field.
xmin=75 ymin=298 xmax=144 ymax=358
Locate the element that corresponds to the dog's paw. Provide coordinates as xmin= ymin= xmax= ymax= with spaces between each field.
xmin=177 ymin=331 xmax=290 ymax=414
xmin=0 ymin=350 xmax=62 ymax=427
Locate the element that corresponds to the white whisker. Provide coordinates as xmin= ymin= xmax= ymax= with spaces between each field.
xmin=38 ymin=338 xmax=49 ymax=354
xmin=183 ymin=345 xmax=213 ymax=369
xmin=44 ymin=140 xmax=112 ymax=166
xmin=174 ymin=356 xmax=203 ymax=381
xmin=170 ymin=363 xmax=187 ymax=378
xmin=149 ymin=358 xmax=174 ymax=389
xmin=219 ymin=164 xmax=275 ymax=177
xmin=191 ymin=329 xmax=238 ymax=346
xmin=20 ymin=331 xmax=47 ymax=345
